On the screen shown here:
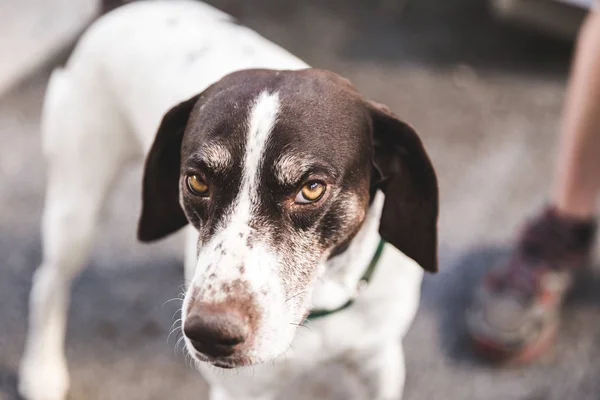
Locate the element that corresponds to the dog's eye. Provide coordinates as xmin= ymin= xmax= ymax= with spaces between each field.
xmin=295 ymin=181 xmax=326 ymax=204
xmin=186 ymin=174 xmax=209 ymax=196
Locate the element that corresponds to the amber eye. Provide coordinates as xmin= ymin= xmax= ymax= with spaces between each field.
xmin=295 ymin=181 xmax=326 ymax=204
xmin=186 ymin=174 xmax=209 ymax=196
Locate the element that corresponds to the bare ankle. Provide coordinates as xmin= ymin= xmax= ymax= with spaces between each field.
xmin=551 ymin=202 xmax=596 ymax=222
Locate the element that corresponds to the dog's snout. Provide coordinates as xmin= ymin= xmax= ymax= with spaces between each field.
xmin=184 ymin=307 xmax=250 ymax=358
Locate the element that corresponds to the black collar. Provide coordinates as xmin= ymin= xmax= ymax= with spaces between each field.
xmin=306 ymin=239 xmax=386 ymax=321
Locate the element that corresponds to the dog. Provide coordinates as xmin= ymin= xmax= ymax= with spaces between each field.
xmin=18 ymin=1 xmax=439 ymax=399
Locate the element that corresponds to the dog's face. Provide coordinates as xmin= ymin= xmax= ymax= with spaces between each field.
xmin=138 ymin=69 xmax=438 ymax=368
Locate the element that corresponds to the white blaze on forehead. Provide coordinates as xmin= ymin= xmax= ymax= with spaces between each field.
xmin=241 ymin=90 xmax=281 ymax=210
xmin=192 ymin=90 xmax=281 ymax=284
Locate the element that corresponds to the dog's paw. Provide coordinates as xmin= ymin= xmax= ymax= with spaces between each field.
xmin=18 ymin=355 xmax=70 ymax=400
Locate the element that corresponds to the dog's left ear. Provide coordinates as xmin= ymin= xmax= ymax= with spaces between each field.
xmin=137 ymin=94 xmax=201 ymax=242
xmin=368 ymin=101 xmax=439 ymax=273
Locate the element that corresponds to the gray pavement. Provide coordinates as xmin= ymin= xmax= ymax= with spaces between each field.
xmin=0 ymin=0 xmax=96 ymax=96
xmin=2 ymin=0 xmax=600 ymax=399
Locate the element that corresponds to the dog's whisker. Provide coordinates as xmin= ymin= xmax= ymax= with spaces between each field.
xmin=285 ymin=291 xmax=306 ymax=303
xmin=167 ymin=326 xmax=180 ymax=343
xmin=167 ymin=320 xmax=183 ymax=343
xmin=169 ymin=325 xmax=182 ymax=339
xmin=184 ymin=353 xmax=192 ymax=369
xmin=178 ymin=343 xmax=187 ymax=357
xmin=161 ymin=297 xmax=183 ymax=308
xmin=181 ymin=279 xmax=193 ymax=288
xmin=189 ymin=355 xmax=199 ymax=371
xmin=176 ymin=335 xmax=187 ymax=355
xmin=172 ymin=308 xmax=182 ymax=320
xmin=190 ymin=356 xmax=199 ymax=371
xmin=169 ymin=317 xmax=182 ymax=328
xmin=175 ymin=332 xmax=184 ymax=353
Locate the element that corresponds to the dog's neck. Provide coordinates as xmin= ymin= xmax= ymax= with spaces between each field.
xmin=310 ymin=192 xmax=385 ymax=311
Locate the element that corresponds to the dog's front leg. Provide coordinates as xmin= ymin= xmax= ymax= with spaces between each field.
xmin=19 ymin=156 xmax=127 ymax=400
xmin=19 ymin=69 xmax=133 ymax=400
xmin=353 ymin=341 xmax=406 ymax=400
xmin=375 ymin=342 xmax=405 ymax=400
xmin=209 ymin=386 xmax=231 ymax=400
xmin=209 ymin=386 xmax=276 ymax=400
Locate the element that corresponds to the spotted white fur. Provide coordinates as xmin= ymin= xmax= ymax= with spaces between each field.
xmin=19 ymin=2 xmax=426 ymax=400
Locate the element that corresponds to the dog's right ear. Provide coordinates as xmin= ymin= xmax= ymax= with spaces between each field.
xmin=137 ymin=94 xmax=201 ymax=242
xmin=368 ymin=101 xmax=439 ymax=273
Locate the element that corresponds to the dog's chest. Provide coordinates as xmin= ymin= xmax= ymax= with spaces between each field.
xmin=199 ymin=249 xmax=423 ymax=396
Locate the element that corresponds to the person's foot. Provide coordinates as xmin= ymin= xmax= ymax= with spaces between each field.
xmin=466 ymin=206 xmax=596 ymax=364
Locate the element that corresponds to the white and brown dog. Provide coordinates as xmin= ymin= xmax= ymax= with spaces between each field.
xmin=18 ymin=1 xmax=439 ymax=399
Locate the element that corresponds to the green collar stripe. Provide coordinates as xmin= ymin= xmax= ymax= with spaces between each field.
xmin=306 ymin=239 xmax=386 ymax=321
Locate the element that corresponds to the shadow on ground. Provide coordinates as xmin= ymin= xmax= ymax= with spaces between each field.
xmin=426 ymin=244 xmax=600 ymax=364
xmin=0 ymin=368 xmax=21 ymax=400
xmin=423 ymin=245 xmax=510 ymax=365
xmin=411 ymin=242 xmax=600 ymax=400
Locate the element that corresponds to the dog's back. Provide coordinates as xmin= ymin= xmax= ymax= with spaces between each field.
xmin=48 ymin=0 xmax=308 ymax=154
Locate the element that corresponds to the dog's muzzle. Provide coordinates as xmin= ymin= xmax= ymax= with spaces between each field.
xmin=183 ymin=303 xmax=251 ymax=362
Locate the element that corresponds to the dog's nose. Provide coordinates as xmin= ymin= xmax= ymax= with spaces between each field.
xmin=184 ymin=308 xmax=249 ymax=358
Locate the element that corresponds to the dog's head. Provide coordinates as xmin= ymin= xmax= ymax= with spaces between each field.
xmin=138 ymin=69 xmax=438 ymax=368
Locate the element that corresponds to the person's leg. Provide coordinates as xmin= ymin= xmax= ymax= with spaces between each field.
xmin=466 ymin=9 xmax=600 ymax=364
xmin=553 ymin=10 xmax=600 ymax=219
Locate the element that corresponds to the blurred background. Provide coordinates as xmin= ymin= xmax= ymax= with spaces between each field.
xmin=1 ymin=0 xmax=599 ymax=399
